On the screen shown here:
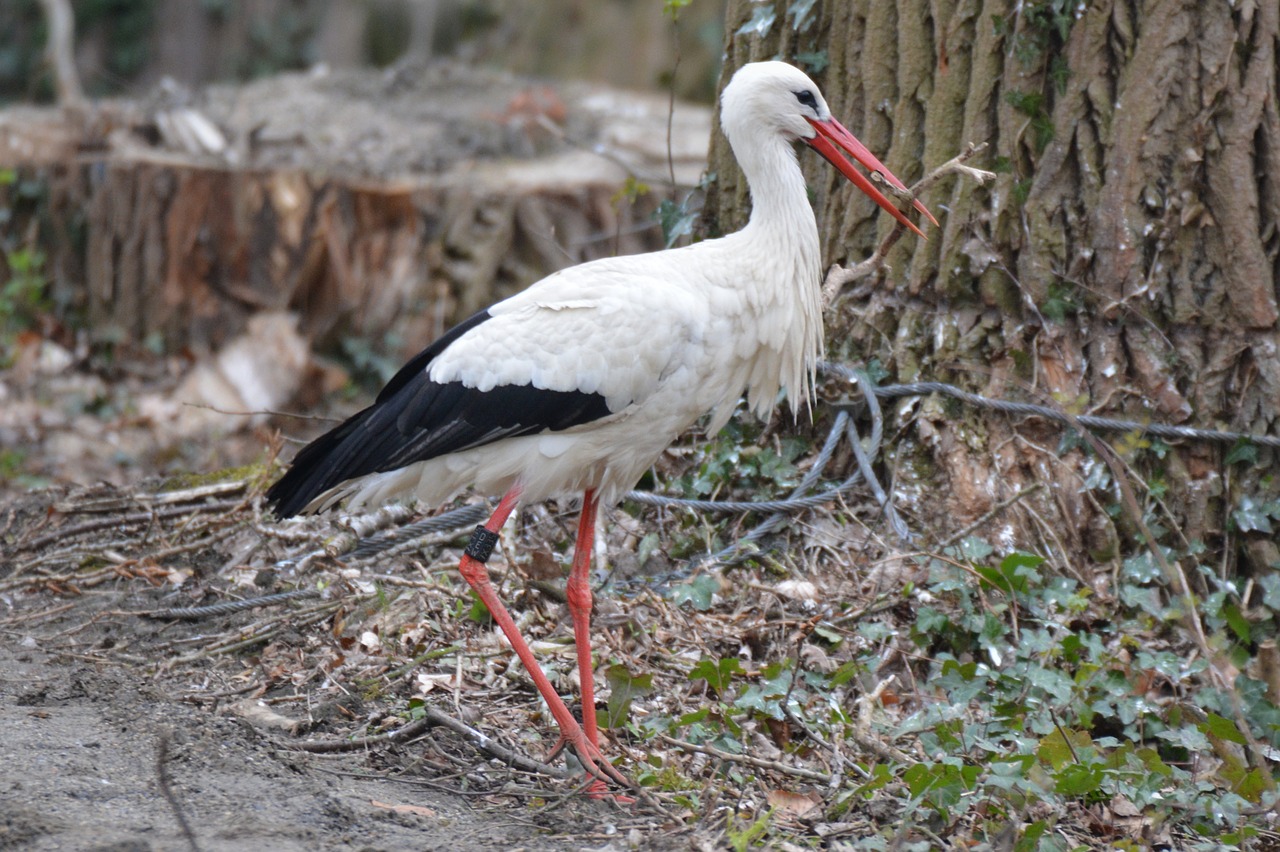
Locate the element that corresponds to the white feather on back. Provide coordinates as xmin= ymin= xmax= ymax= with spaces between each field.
xmin=428 ymin=251 xmax=713 ymax=413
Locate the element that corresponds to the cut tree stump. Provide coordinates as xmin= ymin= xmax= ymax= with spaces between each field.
xmin=0 ymin=62 xmax=711 ymax=363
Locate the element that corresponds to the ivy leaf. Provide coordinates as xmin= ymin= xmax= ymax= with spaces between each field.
xmin=657 ymin=199 xmax=697 ymax=248
xmin=829 ymin=659 xmax=859 ymax=687
xmin=1225 ymin=440 xmax=1259 ymax=466
xmin=1015 ymin=821 xmax=1050 ymax=852
xmin=1054 ymin=762 xmax=1105 ymax=797
xmin=1233 ymin=495 xmax=1277 ymax=534
xmin=902 ymin=762 xmax=980 ymax=812
xmin=1037 ymin=728 xmax=1092 ymax=770
xmin=793 ymin=50 xmax=829 ymax=73
xmin=610 ymin=175 xmax=650 ymax=206
xmin=1154 ymin=725 xmax=1211 ymax=752
xmin=1222 ymin=603 xmax=1251 ymax=644
xmin=669 ymin=574 xmax=718 ymax=611
xmin=1001 ymin=551 xmax=1045 ymax=576
xmin=812 ymin=622 xmax=843 ymax=645
xmin=1258 ymin=574 xmax=1280 ymax=609
xmin=957 ymin=536 xmax=995 ymax=561
xmin=734 ymin=665 xmax=792 ymax=719
xmin=465 ymin=591 xmax=491 ymax=624
xmin=1200 ymin=712 xmax=1247 ymax=746
xmin=676 ymin=706 xmax=709 ymax=728
xmin=604 ymin=664 xmax=652 ymax=729
xmin=689 ymin=656 xmax=742 ymax=694
xmin=786 ymin=0 xmax=818 ymax=32
xmin=915 ymin=606 xmax=950 ymax=636
xmin=1226 ymin=767 xmax=1272 ymax=803
xmin=1135 ymin=747 xmax=1174 ymax=778
xmin=1121 ymin=552 xmax=1163 ymax=584
xmin=663 ymin=0 xmax=692 ymax=21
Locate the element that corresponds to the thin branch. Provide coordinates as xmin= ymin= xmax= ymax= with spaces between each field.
xmin=290 ymin=708 xmax=571 ymax=778
xmin=156 ymin=733 xmax=202 ymax=852
xmin=938 ymin=483 xmax=1045 ymax=548
xmin=658 ymin=734 xmax=833 ymax=784
xmin=822 ymin=142 xmax=995 ymax=306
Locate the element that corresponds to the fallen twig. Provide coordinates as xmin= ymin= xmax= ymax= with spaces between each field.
xmin=290 ymin=708 xmax=571 ymax=780
xmin=18 ymin=499 xmax=246 ymax=553
xmin=938 ymin=483 xmax=1045 ymax=549
xmin=657 ymin=734 xmax=832 ymax=784
xmin=156 ymin=732 xmax=202 ymax=852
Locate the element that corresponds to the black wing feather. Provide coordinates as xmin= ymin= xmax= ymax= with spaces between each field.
xmin=266 ymin=310 xmax=613 ymax=517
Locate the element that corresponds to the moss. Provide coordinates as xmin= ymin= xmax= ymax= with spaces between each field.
xmin=159 ymin=460 xmax=278 ymax=493
xmin=978 ymin=268 xmax=1022 ymax=315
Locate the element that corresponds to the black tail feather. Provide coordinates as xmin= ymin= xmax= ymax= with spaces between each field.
xmin=265 ymin=407 xmax=378 ymax=517
xmin=263 ymin=308 xmax=614 ymax=518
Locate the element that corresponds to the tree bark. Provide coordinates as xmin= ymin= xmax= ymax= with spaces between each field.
xmin=709 ymin=0 xmax=1279 ymax=574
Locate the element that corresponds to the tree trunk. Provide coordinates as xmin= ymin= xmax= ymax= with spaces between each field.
xmin=709 ymin=0 xmax=1278 ymax=576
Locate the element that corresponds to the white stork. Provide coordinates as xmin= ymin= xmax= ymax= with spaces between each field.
xmin=266 ymin=61 xmax=933 ymax=794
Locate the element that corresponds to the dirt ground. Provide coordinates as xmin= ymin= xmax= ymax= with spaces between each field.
xmin=0 ymin=640 xmax=615 ymax=852
xmin=0 ymin=349 xmax=718 ymax=851
xmin=0 ymin=481 xmax=697 ymax=852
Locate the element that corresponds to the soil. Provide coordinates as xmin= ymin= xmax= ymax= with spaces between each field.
xmin=0 ymin=484 xmax=693 ymax=851
xmin=0 ymin=643 xmax=587 ymax=852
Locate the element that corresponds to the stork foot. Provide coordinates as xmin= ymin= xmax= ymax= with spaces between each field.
xmin=546 ymin=730 xmax=635 ymax=802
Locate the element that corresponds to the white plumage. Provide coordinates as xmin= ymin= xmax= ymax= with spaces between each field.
xmin=333 ymin=231 xmax=819 ymax=511
xmin=266 ymin=61 xmax=931 ymax=794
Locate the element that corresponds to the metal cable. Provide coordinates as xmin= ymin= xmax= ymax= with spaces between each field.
xmin=140 ymin=588 xmax=321 ymax=620
xmin=347 ymin=502 xmax=492 ymax=559
xmin=845 ymin=368 xmax=912 ymax=542
xmin=622 ymin=408 xmax=853 ymax=515
xmin=701 ymin=409 xmax=856 ymax=567
xmin=820 ymin=367 xmax=1280 ymax=450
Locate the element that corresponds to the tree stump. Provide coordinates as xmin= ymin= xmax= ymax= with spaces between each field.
xmin=0 ymin=63 xmax=711 ymax=364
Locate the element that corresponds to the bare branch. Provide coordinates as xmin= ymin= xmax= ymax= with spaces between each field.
xmin=658 ymin=734 xmax=833 ymax=784
xmin=822 ymin=142 xmax=995 ymax=306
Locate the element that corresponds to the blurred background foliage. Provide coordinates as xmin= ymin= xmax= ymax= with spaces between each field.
xmin=0 ymin=0 xmax=726 ymax=105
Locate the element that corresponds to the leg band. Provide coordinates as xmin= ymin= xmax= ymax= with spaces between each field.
xmin=464 ymin=525 xmax=501 ymax=563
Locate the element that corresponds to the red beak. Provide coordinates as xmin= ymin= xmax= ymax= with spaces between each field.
xmin=804 ymin=117 xmax=937 ymax=238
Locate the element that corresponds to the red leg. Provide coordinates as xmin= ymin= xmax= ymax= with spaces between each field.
xmin=455 ymin=485 xmax=627 ymax=792
xmin=565 ymin=489 xmax=601 ymax=748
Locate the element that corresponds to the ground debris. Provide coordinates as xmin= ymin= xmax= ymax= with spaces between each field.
xmin=3 ymin=467 xmax=1274 ymax=849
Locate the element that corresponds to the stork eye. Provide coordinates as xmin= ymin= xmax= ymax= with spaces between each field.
xmin=794 ymin=90 xmax=818 ymax=111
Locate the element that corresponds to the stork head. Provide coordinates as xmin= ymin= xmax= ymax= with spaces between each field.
xmin=720 ymin=61 xmax=935 ymax=237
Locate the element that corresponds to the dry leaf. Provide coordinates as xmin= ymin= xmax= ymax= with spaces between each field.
xmin=526 ymin=548 xmax=561 ymax=581
xmin=415 ymin=673 xmax=456 ymax=695
xmin=774 ymin=579 xmax=818 ymax=601
xmin=766 ymin=788 xmax=821 ymax=818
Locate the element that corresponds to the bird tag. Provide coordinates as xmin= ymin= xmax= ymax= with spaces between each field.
xmin=464 ymin=525 xmax=501 ymax=563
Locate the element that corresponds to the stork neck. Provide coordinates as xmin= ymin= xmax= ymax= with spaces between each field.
xmin=736 ymin=137 xmax=819 ymax=245
xmin=724 ymin=139 xmax=819 ymax=289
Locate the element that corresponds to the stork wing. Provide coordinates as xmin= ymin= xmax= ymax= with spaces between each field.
xmin=267 ymin=258 xmax=705 ymax=517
